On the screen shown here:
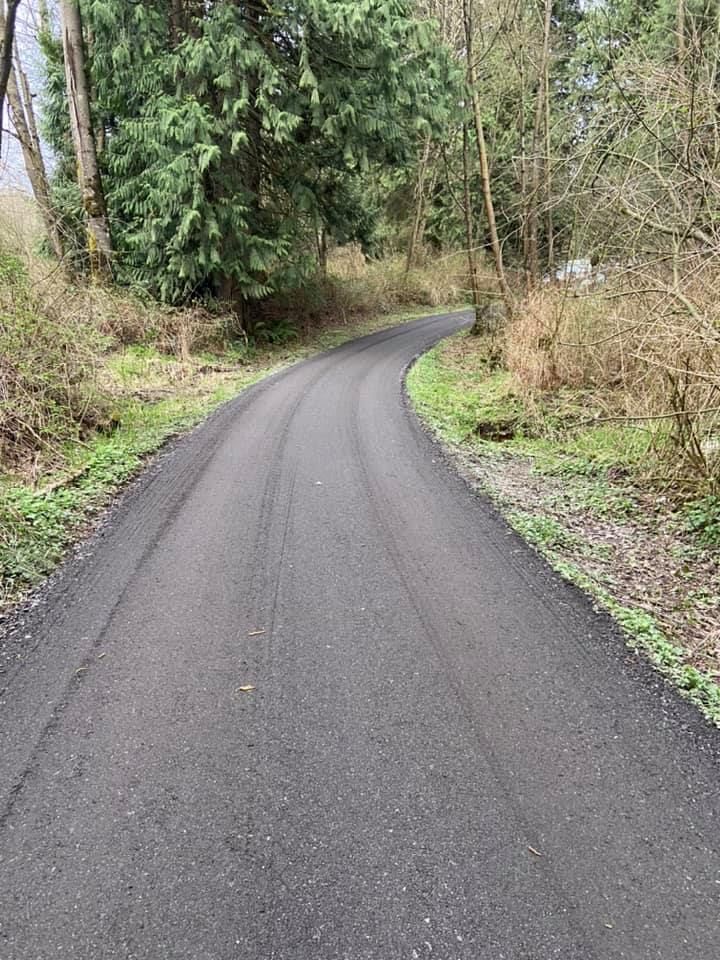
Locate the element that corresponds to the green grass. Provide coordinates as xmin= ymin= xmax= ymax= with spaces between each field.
xmin=506 ymin=510 xmax=576 ymax=551
xmin=408 ymin=336 xmax=653 ymax=478
xmin=1 ymin=304 xmax=464 ymax=607
xmin=406 ymin=345 xmax=519 ymax=444
xmin=512 ymin=426 xmax=655 ymax=482
xmin=0 ymin=370 xmax=264 ymax=603
xmin=683 ymin=495 xmax=720 ymax=547
xmin=106 ymin=344 xmax=169 ymax=384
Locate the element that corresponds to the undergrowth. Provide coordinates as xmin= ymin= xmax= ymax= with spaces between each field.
xmin=0 ymin=252 xmax=110 ymax=467
xmin=506 ymin=285 xmax=720 ymax=494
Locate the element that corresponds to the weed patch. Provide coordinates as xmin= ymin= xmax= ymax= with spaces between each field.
xmin=0 ymin=260 xmax=110 ymax=469
xmin=683 ymin=496 xmax=720 ymax=547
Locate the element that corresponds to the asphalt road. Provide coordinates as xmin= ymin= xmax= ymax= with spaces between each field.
xmin=1 ymin=311 xmax=719 ymax=960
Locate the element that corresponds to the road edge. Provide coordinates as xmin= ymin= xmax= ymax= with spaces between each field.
xmin=402 ymin=332 xmax=720 ymax=731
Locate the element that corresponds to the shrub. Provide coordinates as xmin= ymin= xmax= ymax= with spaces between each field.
xmin=260 ymin=247 xmax=471 ymax=333
xmin=0 ymin=252 xmax=109 ymax=470
xmin=504 ymin=277 xmax=720 ymax=493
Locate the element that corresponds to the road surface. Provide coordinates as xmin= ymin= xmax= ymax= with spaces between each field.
xmin=1 ymin=311 xmax=719 ymax=959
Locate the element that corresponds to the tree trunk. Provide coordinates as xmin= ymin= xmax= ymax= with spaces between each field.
xmin=60 ymin=0 xmax=113 ymax=281
xmin=461 ymin=121 xmax=481 ymax=315
xmin=527 ymin=65 xmax=544 ymax=277
xmin=463 ymin=0 xmax=514 ymax=315
xmin=244 ymin=0 xmax=264 ymax=199
xmin=240 ymin=0 xmax=266 ymax=320
xmin=170 ymin=0 xmax=184 ymax=45
xmin=518 ymin=35 xmax=532 ymax=291
xmin=542 ymin=0 xmax=554 ymax=274
xmin=6 ymin=56 xmax=66 ymax=264
xmin=0 ymin=0 xmax=21 ymax=158
xmin=677 ymin=0 xmax=686 ymax=64
xmin=406 ymin=137 xmax=433 ymax=273
xmin=527 ymin=0 xmax=552 ymax=283
xmin=317 ymin=222 xmax=328 ymax=277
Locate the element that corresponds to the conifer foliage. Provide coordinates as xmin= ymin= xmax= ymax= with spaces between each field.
xmin=45 ymin=0 xmax=455 ymax=306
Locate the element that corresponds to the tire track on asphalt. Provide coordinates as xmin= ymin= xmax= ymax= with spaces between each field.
xmin=346 ymin=364 xmax=602 ymax=958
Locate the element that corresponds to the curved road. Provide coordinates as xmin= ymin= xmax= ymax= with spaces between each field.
xmin=1 ymin=312 xmax=719 ymax=959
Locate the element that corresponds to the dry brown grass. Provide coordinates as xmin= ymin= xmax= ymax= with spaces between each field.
xmin=0 ymin=195 xmax=472 ymax=475
xmin=328 ymin=246 xmax=474 ymax=311
xmin=504 ymin=267 xmax=720 ymax=489
xmin=260 ymin=246 xmax=472 ymax=332
xmin=0 ymin=191 xmax=42 ymax=255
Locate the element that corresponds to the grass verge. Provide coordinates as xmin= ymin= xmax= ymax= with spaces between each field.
xmin=406 ymin=331 xmax=720 ymax=727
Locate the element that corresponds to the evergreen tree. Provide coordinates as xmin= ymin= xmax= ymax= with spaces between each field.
xmin=44 ymin=0 xmax=457 ymax=308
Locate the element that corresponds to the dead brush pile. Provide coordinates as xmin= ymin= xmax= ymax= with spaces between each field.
xmin=505 ymin=266 xmax=720 ymax=492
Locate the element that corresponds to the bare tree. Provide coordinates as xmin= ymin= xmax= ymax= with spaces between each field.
xmin=406 ymin=136 xmax=438 ymax=272
xmin=526 ymin=0 xmax=552 ymax=283
xmin=542 ymin=0 xmax=554 ymax=274
xmin=461 ymin=119 xmax=482 ymax=310
xmin=462 ymin=0 xmax=514 ymax=317
xmin=60 ymin=0 xmax=112 ymax=280
xmin=0 ymin=0 xmax=21 ymax=158
xmin=6 ymin=44 xmax=66 ymax=263
xmin=677 ymin=0 xmax=686 ymax=64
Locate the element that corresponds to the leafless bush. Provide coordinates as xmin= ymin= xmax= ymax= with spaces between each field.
xmin=262 ymin=247 xmax=471 ymax=332
xmin=506 ymin=259 xmax=720 ymax=489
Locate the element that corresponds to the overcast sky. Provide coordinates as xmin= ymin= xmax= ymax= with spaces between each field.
xmin=1 ymin=0 xmax=49 ymax=193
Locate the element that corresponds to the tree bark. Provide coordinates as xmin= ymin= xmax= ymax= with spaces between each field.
xmin=0 ymin=0 xmax=21 ymax=158
xmin=525 ymin=0 xmax=552 ymax=283
xmin=677 ymin=0 xmax=686 ymax=64
xmin=316 ymin=220 xmax=328 ymax=277
xmin=170 ymin=0 xmax=184 ymax=45
xmin=461 ymin=121 xmax=481 ymax=313
xmin=517 ymin=33 xmax=532 ymax=290
xmin=170 ymin=0 xmax=203 ymax=45
xmin=541 ymin=0 xmax=554 ymax=274
xmin=406 ymin=137 xmax=433 ymax=273
xmin=60 ymin=0 xmax=113 ymax=281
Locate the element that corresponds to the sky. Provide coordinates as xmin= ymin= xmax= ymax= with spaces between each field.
xmin=1 ymin=0 xmax=48 ymax=193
